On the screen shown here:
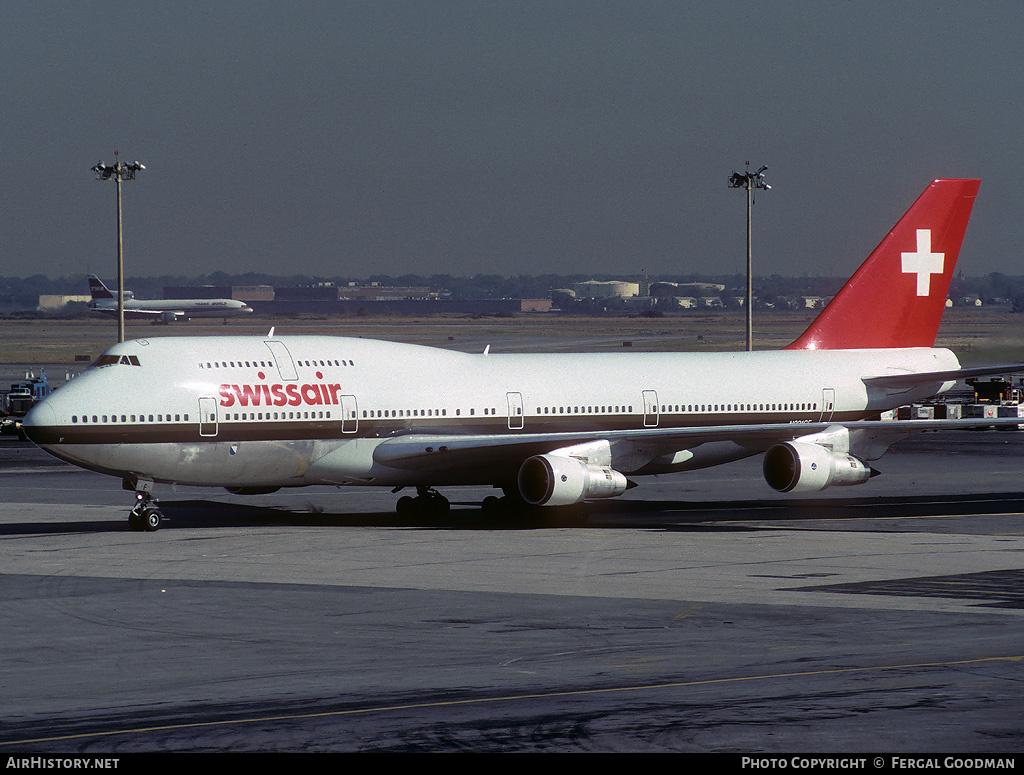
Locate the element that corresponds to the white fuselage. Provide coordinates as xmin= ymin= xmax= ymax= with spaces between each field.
xmin=87 ymin=298 xmax=253 ymax=319
xmin=24 ymin=335 xmax=959 ymax=492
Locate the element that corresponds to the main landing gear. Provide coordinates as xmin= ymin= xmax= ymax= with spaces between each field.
xmin=481 ymin=489 xmax=589 ymax=524
xmin=124 ymin=478 xmax=164 ymax=531
xmin=394 ymin=486 xmax=451 ymax=518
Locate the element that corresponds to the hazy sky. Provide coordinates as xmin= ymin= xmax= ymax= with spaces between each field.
xmin=3 ymin=1 xmax=1022 ymax=280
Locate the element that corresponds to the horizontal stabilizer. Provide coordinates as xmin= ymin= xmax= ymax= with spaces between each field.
xmin=863 ymin=363 xmax=1024 ymax=389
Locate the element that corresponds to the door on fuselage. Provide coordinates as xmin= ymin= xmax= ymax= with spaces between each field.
xmin=507 ymin=392 xmax=524 ymax=430
xmin=820 ymin=388 xmax=835 ymax=422
xmin=340 ymin=394 xmax=358 ymax=433
xmin=199 ymin=397 xmax=218 ymax=437
xmin=264 ymin=340 xmax=298 ymax=381
xmin=642 ymin=390 xmax=659 ymax=427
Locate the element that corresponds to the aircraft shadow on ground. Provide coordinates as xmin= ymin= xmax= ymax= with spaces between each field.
xmin=4 ymin=491 xmax=1024 ymax=535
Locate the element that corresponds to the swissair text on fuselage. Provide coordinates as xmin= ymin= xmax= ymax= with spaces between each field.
xmin=218 ymin=382 xmax=344 ymax=408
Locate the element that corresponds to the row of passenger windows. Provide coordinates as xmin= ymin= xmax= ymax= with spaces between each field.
xmin=360 ymin=407 xmax=500 ymax=418
xmin=72 ymin=414 xmax=188 ymax=424
xmin=199 ymin=358 xmax=355 ymax=369
xmin=358 ymin=402 xmax=820 ymax=420
xmin=69 ymin=402 xmax=823 ymax=427
xmin=532 ymin=401 xmax=819 ymax=413
xmin=538 ymin=405 xmax=633 ymax=415
xmin=71 ymin=412 xmax=335 ymax=424
xmin=651 ymin=402 xmax=819 ymax=413
xmin=299 ymin=359 xmax=354 ymax=367
xmin=365 ymin=408 xmax=447 ymax=418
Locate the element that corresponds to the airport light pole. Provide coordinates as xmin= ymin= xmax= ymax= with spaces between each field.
xmin=728 ymin=163 xmax=770 ymax=351
xmin=91 ymin=152 xmax=145 ymax=343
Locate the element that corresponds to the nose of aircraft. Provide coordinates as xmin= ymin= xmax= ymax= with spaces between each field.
xmin=21 ymin=401 xmax=56 ymax=443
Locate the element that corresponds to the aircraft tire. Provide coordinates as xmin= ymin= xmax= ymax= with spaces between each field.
xmin=396 ymin=493 xmax=450 ymax=518
xmin=396 ymin=496 xmax=416 ymax=517
xmin=141 ymin=507 xmax=162 ymax=531
xmin=426 ymin=494 xmax=450 ymax=517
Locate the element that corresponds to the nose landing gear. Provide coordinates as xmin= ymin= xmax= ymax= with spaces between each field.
xmin=128 ymin=491 xmax=163 ymax=531
xmin=124 ymin=477 xmax=164 ymax=531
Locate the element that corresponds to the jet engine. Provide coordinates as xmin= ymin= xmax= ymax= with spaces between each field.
xmin=762 ymin=441 xmax=874 ymax=493
xmin=518 ymin=443 xmax=629 ymax=506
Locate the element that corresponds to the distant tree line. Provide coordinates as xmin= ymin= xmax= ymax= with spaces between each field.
xmin=4 ymin=271 xmax=1024 ymax=312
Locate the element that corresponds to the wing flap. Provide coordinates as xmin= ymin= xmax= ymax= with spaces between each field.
xmin=372 ymin=426 xmax=797 ymax=472
xmin=127 ymin=308 xmax=184 ymax=318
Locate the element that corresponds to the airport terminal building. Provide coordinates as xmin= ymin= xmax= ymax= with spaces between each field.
xmin=161 ymin=283 xmax=529 ymax=316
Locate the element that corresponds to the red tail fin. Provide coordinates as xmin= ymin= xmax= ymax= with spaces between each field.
xmin=786 ymin=178 xmax=980 ymax=350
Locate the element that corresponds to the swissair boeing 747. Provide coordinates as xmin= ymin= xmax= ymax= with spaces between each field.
xmin=23 ymin=179 xmax=1023 ymax=530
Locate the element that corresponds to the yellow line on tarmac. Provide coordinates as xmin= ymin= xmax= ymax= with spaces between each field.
xmin=4 ymin=654 xmax=1021 ymax=747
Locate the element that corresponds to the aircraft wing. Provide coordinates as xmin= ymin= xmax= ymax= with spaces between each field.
xmin=125 ymin=308 xmax=185 ymax=319
xmin=371 ymin=417 xmax=1024 ymax=473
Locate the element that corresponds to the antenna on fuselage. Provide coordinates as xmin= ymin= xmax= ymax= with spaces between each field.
xmin=268 ymin=327 xmax=275 ymax=338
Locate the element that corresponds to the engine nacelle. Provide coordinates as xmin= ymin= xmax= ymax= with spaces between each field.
xmin=762 ymin=441 xmax=874 ymax=493
xmin=518 ymin=453 xmax=629 ymax=506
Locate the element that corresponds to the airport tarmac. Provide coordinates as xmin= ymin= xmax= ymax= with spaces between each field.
xmin=2 ymin=430 xmax=1024 ymax=753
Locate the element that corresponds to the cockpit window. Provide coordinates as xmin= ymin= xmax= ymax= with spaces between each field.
xmin=89 ymin=354 xmax=141 ymax=369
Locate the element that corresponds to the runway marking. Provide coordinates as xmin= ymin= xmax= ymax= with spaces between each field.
xmin=673 ymin=605 xmax=702 ymax=620
xmin=4 ymin=654 xmax=1021 ymax=747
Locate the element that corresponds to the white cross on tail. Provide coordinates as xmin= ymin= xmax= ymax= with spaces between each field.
xmin=901 ymin=229 xmax=944 ymax=296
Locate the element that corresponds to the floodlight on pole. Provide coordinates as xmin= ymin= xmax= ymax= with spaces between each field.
xmin=728 ymin=162 xmax=770 ymax=351
xmin=91 ymin=151 xmax=145 ymax=343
